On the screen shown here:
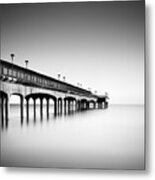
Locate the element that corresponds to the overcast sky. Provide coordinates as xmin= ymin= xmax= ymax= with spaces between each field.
xmin=1 ymin=1 xmax=145 ymax=104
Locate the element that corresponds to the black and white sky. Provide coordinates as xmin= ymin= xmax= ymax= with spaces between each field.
xmin=0 ymin=0 xmax=145 ymax=104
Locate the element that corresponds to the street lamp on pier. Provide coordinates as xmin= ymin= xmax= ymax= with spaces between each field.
xmin=25 ymin=60 xmax=29 ymax=69
xmin=10 ymin=53 xmax=15 ymax=80
xmin=58 ymin=74 xmax=61 ymax=80
xmin=94 ymin=90 xmax=97 ymax=94
xmin=10 ymin=53 xmax=15 ymax=63
xmin=63 ymin=76 xmax=66 ymax=82
xmin=25 ymin=60 xmax=29 ymax=82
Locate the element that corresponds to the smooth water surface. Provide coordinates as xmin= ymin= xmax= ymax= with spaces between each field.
xmin=1 ymin=105 xmax=145 ymax=169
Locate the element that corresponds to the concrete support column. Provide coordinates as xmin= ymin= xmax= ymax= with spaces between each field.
xmin=1 ymin=96 xmax=4 ymax=123
xmin=81 ymin=102 xmax=83 ymax=110
xmin=57 ymin=99 xmax=59 ymax=114
xmin=54 ymin=99 xmax=57 ymax=116
xmin=33 ymin=98 xmax=36 ymax=119
xmin=68 ymin=100 xmax=70 ymax=113
xmin=5 ymin=96 xmax=9 ymax=121
xmin=75 ymin=101 xmax=78 ymax=111
xmin=86 ymin=101 xmax=89 ymax=110
xmin=60 ymin=99 xmax=62 ymax=114
xmin=46 ymin=98 xmax=49 ymax=118
xmin=26 ymin=98 xmax=29 ymax=120
xmin=20 ymin=96 xmax=24 ymax=120
xmin=58 ymin=99 xmax=62 ymax=115
xmin=64 ymin=99 xmax=66 ymax=114
xmin=40 ymin=97 xmax=43 ymax=119
xmin=5 ymin=96 xmax=9 ymax=129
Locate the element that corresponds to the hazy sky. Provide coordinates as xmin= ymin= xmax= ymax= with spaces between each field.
xmin=1 ymin=1 xmax=145 ymax=104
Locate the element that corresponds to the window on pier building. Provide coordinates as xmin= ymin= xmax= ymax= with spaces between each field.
xmin=13 ymin=70 xmax=17 ymax=77
xmin=30 ymin=75 xmax=34 ymax=82
xmin=27 ymin=74 xmax=30 ymax=81
xmin=17 ymin=71 xmax=20 ymax=78
xmin=44 ymin=80 xmax=47 ymax=86
xmin=37 ymin=77 xmax=40 ymax=83
xmin=3 ymin=67 xmax=8 ymax=75
xmin=8 ymin=69 xmax=12 ymax=76
xmin=33 ymin=76 xmax=36 ymax=82
xmin=21 ymin=72 xmax=24 ymax=79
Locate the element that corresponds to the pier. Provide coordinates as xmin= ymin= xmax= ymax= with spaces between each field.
xmin=0 ymin=59 xmax=108 ymax=122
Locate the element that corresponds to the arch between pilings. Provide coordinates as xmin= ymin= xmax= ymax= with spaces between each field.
xmin=89 ymin=100 xmax=96 ymax=109
xmin=25 ymin=93 xmax=58 ymax=119
xmin=25 ymin=93 xmax=56 ymax=101
xmin=10 ymin=92 xmax=24 ymax=119
xmin=80 ymin=98 xmax=89 ymax=110
xmin=64 ymin=96 xmax=76 ymax=101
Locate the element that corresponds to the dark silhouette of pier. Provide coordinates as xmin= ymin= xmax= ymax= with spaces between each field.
xmin=0 ymin=58 xmax=109 ymax=127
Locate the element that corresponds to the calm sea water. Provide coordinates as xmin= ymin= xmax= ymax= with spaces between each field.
xmin=1 ymin=105 xmax=144 ymax=169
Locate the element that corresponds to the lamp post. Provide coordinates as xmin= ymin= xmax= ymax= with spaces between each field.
xmin=25 ymin=60 xmax=29 ymax=69
xmin=105 ymin=92 xmax=108 ymax=96
xmin=58 ymin=74 xmax=61 ymax=80
xmin=63 ymin=76 xmax=66 ymax=82
xmin=25 ymin=60 xmax=29 ymax=82
xmin=10 ymin=53 xmax=15 ymax=79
